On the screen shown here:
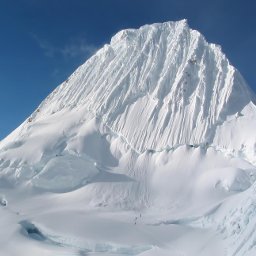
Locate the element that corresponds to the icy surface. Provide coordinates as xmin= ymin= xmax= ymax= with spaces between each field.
xmin=0 ymin=20 xmax=256 ymax=255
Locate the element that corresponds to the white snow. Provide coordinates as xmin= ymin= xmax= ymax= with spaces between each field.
xmin=0 ymin=20 xmax=256 ymax=255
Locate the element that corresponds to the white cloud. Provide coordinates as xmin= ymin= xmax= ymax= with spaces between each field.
xmin=60 ymin=38 xmax=97 ymax=59
xmin=32 ymin=34 xmax=98 ymax=60
xmin=32 ymin=35 xmax=56 ymax=57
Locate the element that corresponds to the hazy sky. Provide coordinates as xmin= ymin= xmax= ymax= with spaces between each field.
xmin=0 ymin=0 xmax=255 ymax=139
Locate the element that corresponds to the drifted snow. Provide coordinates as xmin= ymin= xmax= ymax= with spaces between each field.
xmin=0 ymin=20 xmax=256 ymax=255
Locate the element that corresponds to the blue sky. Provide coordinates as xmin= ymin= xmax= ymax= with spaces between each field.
xmin=0 ymin=0 xmax=255 ymax=139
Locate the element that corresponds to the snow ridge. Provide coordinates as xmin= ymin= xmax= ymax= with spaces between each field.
xmin=0 ymin=20 xmax=256 ymax=256
xmin=27 ymin=20 xmax=254 ymax=153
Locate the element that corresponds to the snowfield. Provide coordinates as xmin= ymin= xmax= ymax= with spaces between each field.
xmin=1 ymin=20 xmax=256 ymax=255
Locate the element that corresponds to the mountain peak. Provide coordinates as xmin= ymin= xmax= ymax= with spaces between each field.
xmin=110 ymin=19 xmax=189 ymax=46
xmin=1 ymin=21 xmax=255 ymax=158
xmin=1 ymin=21 xmax=256 ymax=256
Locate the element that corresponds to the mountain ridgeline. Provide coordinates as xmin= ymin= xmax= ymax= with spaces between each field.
xmin=1 ymin=20 xmax=256 ymax=256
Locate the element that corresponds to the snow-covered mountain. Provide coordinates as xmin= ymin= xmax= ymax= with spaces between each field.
xmin=0 ymin=20 xmax=256 ymax=256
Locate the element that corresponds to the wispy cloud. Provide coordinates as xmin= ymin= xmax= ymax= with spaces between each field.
xmin=59 ymin=38 xmax=97 ymax=59
xmin=32 ymin=35 xmax=56 ymax=57
xmin=32 ymin=34 xmax=98 ymax=60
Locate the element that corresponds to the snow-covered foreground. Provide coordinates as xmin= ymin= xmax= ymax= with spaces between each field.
xmin=1 ymin=20 xmax=256 ymax=255
xmin=0 ymin=184 xmax=226 ymax=256
xmin=0 ymin=139 xmax=255 ymax=255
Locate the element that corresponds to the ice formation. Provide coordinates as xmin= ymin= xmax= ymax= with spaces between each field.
xmin=0 ymin=20 xmax=256 ymax=255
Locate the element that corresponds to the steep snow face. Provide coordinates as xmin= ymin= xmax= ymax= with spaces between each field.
xmin=4 ymin=20 xmax=254 ymax=154
xmin=0 ymin=20 xmax=256 ymax=256
xmin=0 ymin=20 xmax=255 ymax=206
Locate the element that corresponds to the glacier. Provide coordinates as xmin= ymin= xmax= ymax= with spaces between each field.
xmin=0 ymin=20 xmax=256 ymax=255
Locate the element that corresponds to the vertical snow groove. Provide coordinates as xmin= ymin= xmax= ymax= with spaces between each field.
xmin=11 ymin=20 xmax=254 ymax=153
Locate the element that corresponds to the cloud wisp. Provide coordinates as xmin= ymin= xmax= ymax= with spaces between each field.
xmin=60 ymin=39 xmax=97 ymax=59
xmin=32 ymin=34 xmax=98 ymax=60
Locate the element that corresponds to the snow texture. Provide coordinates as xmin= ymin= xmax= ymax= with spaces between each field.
xmin=0 ymin=20 xmax=256 ymax=255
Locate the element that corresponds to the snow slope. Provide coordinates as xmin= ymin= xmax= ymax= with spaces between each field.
xmin=2 ymin=20 xmax=256 ymax=154
xmin=0 ymin=20 xmax=256 ymax=255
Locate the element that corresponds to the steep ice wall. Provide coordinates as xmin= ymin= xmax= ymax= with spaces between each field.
xmin=1 ymin=20 xmax=255 ymax=157
xmin=24 ymin=20 xmax=254 ymax=153
xmin=0 ymin=21 xmax=256 ymax=256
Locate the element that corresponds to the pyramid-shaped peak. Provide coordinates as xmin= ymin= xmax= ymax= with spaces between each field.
xmin=2 ymin=21 xmax=255 ymax=154
xmin=110 ymin=19 xmax=190 ymax=46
